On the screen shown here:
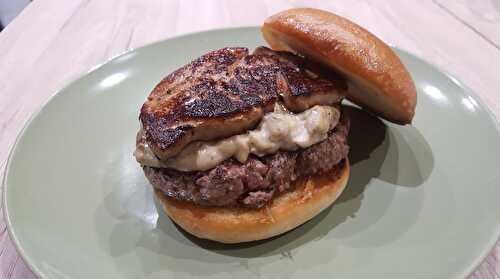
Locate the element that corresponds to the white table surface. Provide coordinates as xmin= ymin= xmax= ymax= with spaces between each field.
xmin=0 ymin=0 xmax=499 ymax=278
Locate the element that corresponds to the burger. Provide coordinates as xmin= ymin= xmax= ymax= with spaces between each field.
xmin=134 ymin=8 xmax=417 ymax=243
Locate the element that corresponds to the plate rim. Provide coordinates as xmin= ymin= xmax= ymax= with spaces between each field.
xmin=3 ymin=26 xmax=500 ymax=279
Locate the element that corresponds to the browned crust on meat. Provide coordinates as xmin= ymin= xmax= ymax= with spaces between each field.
xmin=140 ymin=47 xmax=274 ymax=160
xmin=139 ymin=47 xmax=346 ymax=160
xmin=252 ymin=47 xmax=346 ymax=112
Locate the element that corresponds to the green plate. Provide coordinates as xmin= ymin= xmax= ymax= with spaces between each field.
xmin=4 ymin=27 xmax=500 ymax=279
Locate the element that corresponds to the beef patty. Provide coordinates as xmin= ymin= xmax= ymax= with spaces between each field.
xmin=144 ymin=112 xmax=350 ymax=208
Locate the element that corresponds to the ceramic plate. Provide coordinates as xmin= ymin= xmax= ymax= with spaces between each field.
xmin=4 ymin=27 xmax=500 ymax=279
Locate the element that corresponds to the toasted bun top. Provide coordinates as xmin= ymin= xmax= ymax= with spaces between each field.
xmin=262 ymin=8 xmax=417 ymax=124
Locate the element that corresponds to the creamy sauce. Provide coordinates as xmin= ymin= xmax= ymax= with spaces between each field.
xmin=135 ymin=105 xmax=340 ymax=171
xmin=133 ymin=134 xmax=165 ymax=168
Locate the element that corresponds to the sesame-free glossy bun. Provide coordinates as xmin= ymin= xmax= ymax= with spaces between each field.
xmin=262 ymin=8 xmax=417 ymax=124
xmin=155 ymin=161 xmax=349 ymax=244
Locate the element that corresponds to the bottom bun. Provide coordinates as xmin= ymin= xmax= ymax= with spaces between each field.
xmin=155 ymin=160 xmax=350 ymax=244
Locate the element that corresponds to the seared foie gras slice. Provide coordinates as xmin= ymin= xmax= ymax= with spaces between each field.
xmin=140 ymin=47 xmax=346 ymax=161
xmin=253 ymin=46 xmax=346 ymax=112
